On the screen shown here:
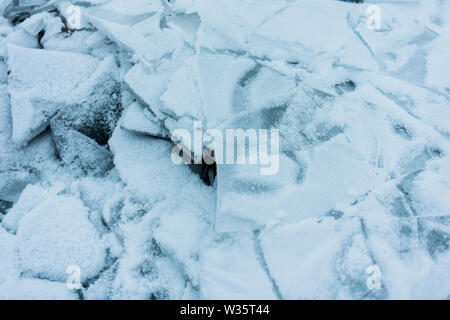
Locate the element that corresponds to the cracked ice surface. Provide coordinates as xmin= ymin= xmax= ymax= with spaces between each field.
xmin=0 ymin=0 xmax=449 ymax=300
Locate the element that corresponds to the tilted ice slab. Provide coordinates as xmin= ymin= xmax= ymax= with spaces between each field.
xmin=85 ymin=4 xmax=183 ymax=66
xmin=0 ymin=82 xmax=57 ymax=202
xmin=109 ymin=117 xmax=212 ymax=201
xmin=1 ymin=183 xmax=63 ymax=234
xmin=120 ymin=101 xmax=170 ymax=139
xmin=7 ymin=44 xmax=100 ymax=146
xmin=6 ymin=44 xmax=121 ymax=177
xmin=124 ymin=45 xmax=195 ymax=121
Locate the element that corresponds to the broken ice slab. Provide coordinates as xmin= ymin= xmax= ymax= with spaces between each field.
xmin=0 ymin=84 xmax=56 ymax=202
xmin=109 ymin=119 xmax=209 ymax=200
xmin=121 ymin=101 xmax=170 ymax=139
xmin=49 ymin=59 xmax=122 ymax=145
xmin=260 ymin=216 xmax=384 ymax=299
xmin=50 ymin=78 xmax=122 ymax=177
xmin=1 ymin=183 xmax=62 ymax=233
xmin=123 ymin=50 xmax=195 ymax=121
xmin=51 ymin=126 xmax=114 ymax=177
xmin=7 ymin=44 xmax=100 ymax=146
xmin=85 ymin=3 xmax=183 ymax=66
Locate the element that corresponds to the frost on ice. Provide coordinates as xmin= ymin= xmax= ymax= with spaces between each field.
xmin=0 ymin=0 xmax=449 ymax=300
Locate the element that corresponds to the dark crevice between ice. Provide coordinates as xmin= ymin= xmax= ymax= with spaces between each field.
xmin=397 ymin=170 xmax=421 ymax=217
xmin=80 ymin=258 xmax=119 ymax=300
xmin=189 ymin=162 xmax=216 ymax=186
xmin=253 ymin=230 xmax=283 ymax=300
xmin=335 ymin=80 xmax=357 ymax=95
xmin=358 ymin=217 xmax=389 ymax=299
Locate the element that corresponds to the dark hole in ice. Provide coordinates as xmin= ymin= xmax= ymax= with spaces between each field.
xmin=37 ymin=29 xmax=45 ymax=48
xmin=189 ymin=162 xmax=216 ymax=186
